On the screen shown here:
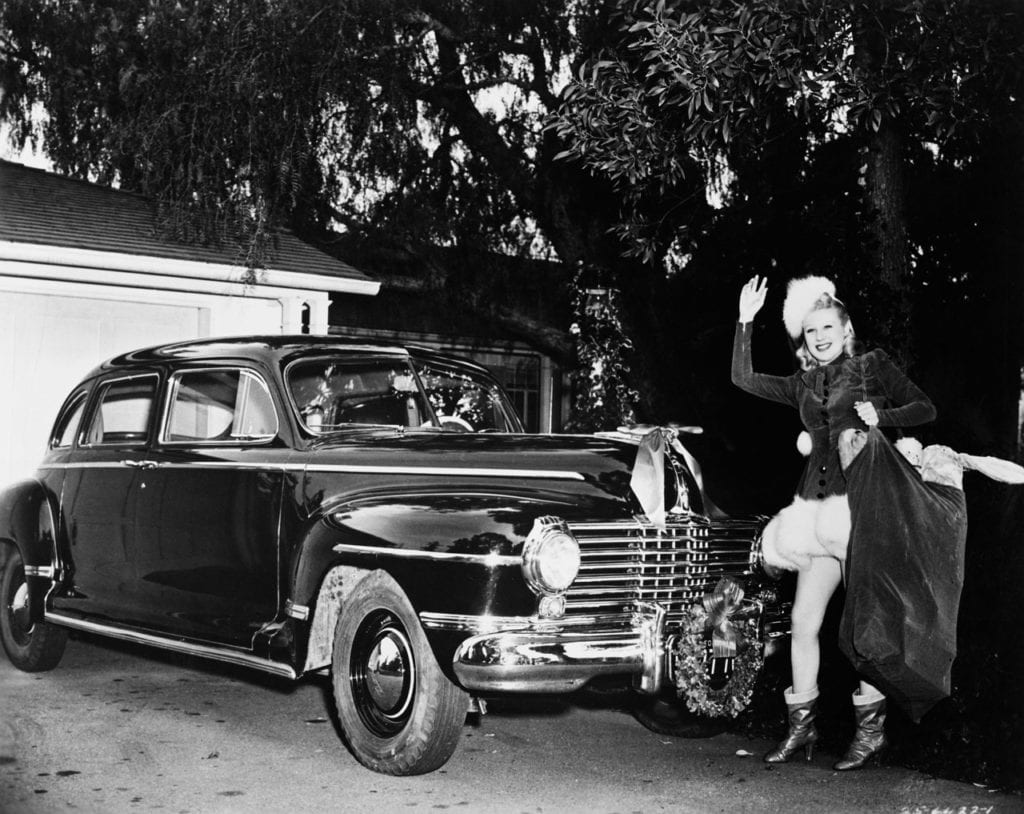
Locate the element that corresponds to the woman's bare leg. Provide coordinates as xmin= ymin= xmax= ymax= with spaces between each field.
xmin=790 ymin=556 xmax=843 ymax=694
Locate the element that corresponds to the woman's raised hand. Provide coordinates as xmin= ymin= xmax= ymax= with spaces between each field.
xmin=738 ymin=276 xmax=768 ymax=324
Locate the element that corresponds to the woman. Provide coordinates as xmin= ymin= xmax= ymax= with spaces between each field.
xmin=732 ymin=274 xmax=937 ymax=770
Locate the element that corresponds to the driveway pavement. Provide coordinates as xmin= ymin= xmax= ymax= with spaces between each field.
xmin=1 ymin=634 xmax=1020 ymax=813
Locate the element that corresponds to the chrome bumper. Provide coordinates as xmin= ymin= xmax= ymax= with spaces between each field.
xmin=425 ymin=599 xmax=785 ymax=695
xmin=427 ymin=603 xmax=672 ymax=694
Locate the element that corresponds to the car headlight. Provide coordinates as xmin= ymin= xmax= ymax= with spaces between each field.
xmin=522 ymin=516 xmax=581 ymax=596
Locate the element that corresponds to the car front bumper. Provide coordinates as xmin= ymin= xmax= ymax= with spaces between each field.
xmin=421 ymin=600 xmax=786 ymax=695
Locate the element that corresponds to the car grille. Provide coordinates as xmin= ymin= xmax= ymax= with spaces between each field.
xmin=564 ymin=517 xmax=765 ymax=627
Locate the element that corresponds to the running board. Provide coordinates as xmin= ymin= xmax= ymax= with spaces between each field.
xmin=45 ymin=612 xmax=297 ymax=680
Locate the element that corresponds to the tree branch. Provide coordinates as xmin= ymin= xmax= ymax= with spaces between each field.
xmin=410 ymin=37 xmax=538 ymax=210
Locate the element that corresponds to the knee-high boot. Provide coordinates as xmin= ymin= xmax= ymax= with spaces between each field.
xmin=834 ymin=689 xmax=887 ymax=771
xmin=764 ymin=686 xmax=819 ymax=763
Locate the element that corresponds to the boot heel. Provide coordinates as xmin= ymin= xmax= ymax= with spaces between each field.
xmin=804 ymin=742 xmax=814 ymax=761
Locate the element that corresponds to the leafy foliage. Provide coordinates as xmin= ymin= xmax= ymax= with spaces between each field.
xmin=0 ymin=1 xmax=596 ymax=267
xmin=551 ymin=0 xmax=1024 ymax=266
xmin=564 ymin=263 xmax=639 ymax=431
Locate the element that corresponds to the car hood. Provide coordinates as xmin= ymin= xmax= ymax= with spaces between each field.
xmin=308 ymin=430 xmax=634 ymax=476
xmin=302 ymin=430 xmax=703 ymax=516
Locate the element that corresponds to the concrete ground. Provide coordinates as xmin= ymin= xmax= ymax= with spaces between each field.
xmin=1 ymin=633 xmax=1020 ymax=814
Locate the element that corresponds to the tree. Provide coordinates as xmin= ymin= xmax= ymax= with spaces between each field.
xmin=551 ymin=0 xmax=1024 ymax=355
xmin=0 ymin=0 xmax=717 ymax=427
xmin=2 ymin=1 xmax=1021 ymax=441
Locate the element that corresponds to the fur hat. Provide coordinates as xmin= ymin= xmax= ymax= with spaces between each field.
xmin=783 ymin=275 xmax=836 ymax=340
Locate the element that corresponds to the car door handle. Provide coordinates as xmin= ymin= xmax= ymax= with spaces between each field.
xmin=121 ymin=460 xmax=159 ymax=469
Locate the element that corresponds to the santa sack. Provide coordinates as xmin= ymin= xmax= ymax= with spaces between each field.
xmin=839 ymin=428 xmax=968 ymax=721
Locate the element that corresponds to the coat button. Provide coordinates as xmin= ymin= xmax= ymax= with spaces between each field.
xmin=818 ymin=479 xmax=826 ymax=487
xmin=819 ymin=466 xmax=827 ymax=473
xmin=816 ymin=492 xmax=825 ymax=499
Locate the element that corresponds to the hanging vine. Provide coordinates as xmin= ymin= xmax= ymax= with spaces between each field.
xmin=564 ymin=263 xmax=639 ymax=432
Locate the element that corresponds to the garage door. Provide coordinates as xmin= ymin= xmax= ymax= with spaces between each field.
xmin=0 ymin=292 xmax=206 ymax=484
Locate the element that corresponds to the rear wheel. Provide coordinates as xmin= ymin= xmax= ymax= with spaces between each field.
xmin=0 ymin=548 xmax=67 ymax=672
xmin=331 ymin=571 xmax=467 ymax=775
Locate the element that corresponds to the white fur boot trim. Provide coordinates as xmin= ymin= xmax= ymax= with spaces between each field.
xmin=783 ymin=686 xmax=819 ymax=705
xmin=852 ymin=687 xmax=885 ymax=707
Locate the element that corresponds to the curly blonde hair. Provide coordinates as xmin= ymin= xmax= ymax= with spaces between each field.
xmin=794 ymin=293 xmax=857 ymax=371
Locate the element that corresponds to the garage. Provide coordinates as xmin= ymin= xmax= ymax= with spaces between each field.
xmin=0 ymin=159 xmax=378 ymax=484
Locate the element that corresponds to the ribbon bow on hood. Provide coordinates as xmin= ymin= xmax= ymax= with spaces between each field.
xmin=629 ymin=428 xmax=670 ymax=530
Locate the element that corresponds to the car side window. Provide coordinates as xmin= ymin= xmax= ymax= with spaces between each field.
xmin=163 ymin=368 xmax=278 ymax=444
xmin=83 ymin=376 xmax=158 ymax=446
xmin=50 ymin=392 xmax=88 ymax=448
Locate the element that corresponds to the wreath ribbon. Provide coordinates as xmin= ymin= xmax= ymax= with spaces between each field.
xmin=702 ymin=577 xmax=745 ymax=658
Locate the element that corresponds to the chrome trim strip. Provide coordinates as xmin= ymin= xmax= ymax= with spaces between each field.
xmin=310 ymin=464 xmax=584 ymax=480
xmin=24 ymin=565 xmax=55 ymax=578
xmin=333 ymin=543 xmax=520 ymax=566
xmin=285 ymin=600 xmax=310 ymax=621
xmin=43 ymin=613 xmax=297 ymax=679
xmin=37 ymin=461 xmax=585 ymax=480
xmin=418 ymin=610 xmax=633 ymax=632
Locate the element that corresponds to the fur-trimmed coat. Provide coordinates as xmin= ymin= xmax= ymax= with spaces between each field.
xmin=731 ymin=322 xmax=936 ymax=570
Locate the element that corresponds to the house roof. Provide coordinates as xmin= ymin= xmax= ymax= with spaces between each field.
xmin=0 ymin=159 xmax=374 ymax=284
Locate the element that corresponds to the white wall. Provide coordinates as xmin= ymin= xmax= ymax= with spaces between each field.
xmin=0 ymin=279 xmax=293 ymax=484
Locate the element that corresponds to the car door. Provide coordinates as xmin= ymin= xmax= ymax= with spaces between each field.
xmin=53 ymin=373 xmax=158 ymax=625
xmin=130 ymin=365 xmax=286 ymax=646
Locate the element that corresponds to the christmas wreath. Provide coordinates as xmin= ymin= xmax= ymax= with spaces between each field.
xmin=673 ymin=601 xmax=764 ymax=719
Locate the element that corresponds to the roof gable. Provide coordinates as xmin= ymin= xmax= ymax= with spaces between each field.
xmin=0 ymin=159 xmax=372 ymax=283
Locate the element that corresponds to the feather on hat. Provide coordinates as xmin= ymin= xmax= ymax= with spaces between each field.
xmin=783 ymin=275 xmax=836 ymax=339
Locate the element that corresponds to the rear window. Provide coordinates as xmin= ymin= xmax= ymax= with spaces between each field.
xmin=83 ymin=376 xmax=158 ymax=446
xmin=51 ymin=392 xmax=88 ymax=448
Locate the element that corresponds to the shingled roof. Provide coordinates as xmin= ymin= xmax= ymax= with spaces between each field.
xmin=0 ymin=159 xmax=373 ymax=284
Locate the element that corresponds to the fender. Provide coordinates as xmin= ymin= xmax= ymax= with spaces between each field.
xmin=286 ymin=487 xmax=625 ymax=676
xmin=0 ymin=478 xmax=60 ymax=623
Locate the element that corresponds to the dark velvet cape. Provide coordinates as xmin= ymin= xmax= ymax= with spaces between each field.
xmin=838 ymin=429 xmax=968 ymax=721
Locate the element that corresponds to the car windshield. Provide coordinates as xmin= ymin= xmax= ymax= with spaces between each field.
xmin=413 ymin=359 xmax=522 ymax=433
xmin=287 ymin=356 xmax=434 ymax=433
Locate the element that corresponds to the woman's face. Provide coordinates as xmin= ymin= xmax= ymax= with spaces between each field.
xmin=802 ymin=307 xmax=847 ymax=364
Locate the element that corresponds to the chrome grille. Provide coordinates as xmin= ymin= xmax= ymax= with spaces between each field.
xmin=565 ymin=517 xmax=764 ymax=626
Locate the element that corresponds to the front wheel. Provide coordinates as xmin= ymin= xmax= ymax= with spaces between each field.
xmin=0 ymin=547 xmax=67 ymax=672
xmin=631 ymin=691 xmax=726 ymax=738
xmin=331 ymin=571 xmax=468 ymax=775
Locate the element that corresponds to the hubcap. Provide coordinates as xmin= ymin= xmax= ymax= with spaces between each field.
xmin=350 ymin=611 xmax=416 ymax=737
xmin=6 ymin=571 xmax=33 ymax=644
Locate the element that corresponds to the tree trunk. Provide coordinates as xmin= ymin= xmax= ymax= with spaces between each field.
xmin=864 ymin=119 xmax=908 ymax=288
xmin=855 ymin=4 xmax=912 ymax=359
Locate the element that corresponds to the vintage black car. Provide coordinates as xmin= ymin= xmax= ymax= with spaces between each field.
xmin=0 ymin=336 xmax=785 ymax=775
